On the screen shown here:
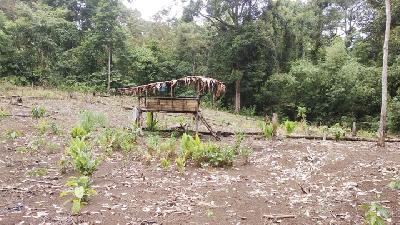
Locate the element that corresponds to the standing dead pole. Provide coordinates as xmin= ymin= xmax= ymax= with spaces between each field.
xmin=378 ymin=0 xmax=391 ymax=147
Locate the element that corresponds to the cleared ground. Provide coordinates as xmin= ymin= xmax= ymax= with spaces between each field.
xmin=0 ymin=87 xmax=399 ymax=224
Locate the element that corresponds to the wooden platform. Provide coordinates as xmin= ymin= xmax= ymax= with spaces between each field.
xmin=139 ymin=97 xmax=199 ymax=113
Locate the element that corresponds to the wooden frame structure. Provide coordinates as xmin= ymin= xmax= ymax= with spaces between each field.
xmin=118 ymin=76 xmax=226 ymax=136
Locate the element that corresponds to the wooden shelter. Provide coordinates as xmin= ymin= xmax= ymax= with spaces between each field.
xmin=118 ymin=76 xmax=226 ymax=136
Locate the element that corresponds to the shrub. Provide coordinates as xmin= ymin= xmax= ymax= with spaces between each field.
xmin=180 ymin=133 xmax=202 ymax=160
xmin=146 ymin=135 xmax=160 ymax=156
xmin=66 ymin=138 xmax=100 ymax=176
xmin=180 ymin=133 xmax=235 ymax=167
xmin=31 ymin=106 xmax=46 ymax=119
xmin=388 ymin=180 xmax=400 ymax=190
xmin=27 ymin=167 xmax=48 ymax=177
xmin=146 ymin=112 xmax=158 ymax=131
xmin=361 ymin=202 xmax=390 ymax=225
xmin=78 ymin=110 xmax=107 ymax=133
xmin=284 ymin=120 xmax=296 ymax=135
xmin=60 ymin=176 xmax=97 ymax=215
xmin=240 ymin=105 xmax=256 ymax=117
xmin=158 ymin=137 xmax=177 ymax=159
xmin=297 ymin=106 xmax=307 ymax=122
xmin=71 ymin=126 xmax=88 ymax=138
xmin=259 ymin=122 xmax=273 ymax=139
xmin=37 ymin=119 xmax=49 ymax=135
xmin=329 ymin=123 xmax=346 ymax=141
xmin=175 ymin=157 xmax=186 ymax=172
xmin=238 ymin=147 xmax=253 ymax=165
xmin=160 ymin=158 xmax=171 ymax=170
xmin=50 ymin=122 xmax=61 ymax=135
xmin=6 ymin=130 xmax=23 ymax=139
xmin=0 ymin=107 xmax=9 ymax=119
xmin=233 ymin=131 xmax=245 ymax=152
xmin=194 ymin=144 xmax=235 ymax=167
xmin=388 ymin=97 xmax=400 ymax=133
xmin=98 ymin=128 xmax=138 ymax=155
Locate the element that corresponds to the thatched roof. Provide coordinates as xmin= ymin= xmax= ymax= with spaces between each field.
xmin=117 ymin=76 xmax=226 ymax=98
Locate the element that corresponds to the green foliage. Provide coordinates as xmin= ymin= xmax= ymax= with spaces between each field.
xmin=175 ymin=157 xmax=186 ymax=173
xmin=259 ymin=122 xmax=273 ymax=140
xmin=146 ymin=112 xmax=158 ymax=131
xmin=50 ymin=122 xmax=61 ymax=135
xmin=388 ymin=180 xmax=400 ymax=190
xmin=388 ymin=97 xmax=400 ymax=133
xmin=27 ymin=167 xmax=48 ymax=177
xmin=98 ymin=128 xmax=137 ymax=154
xmin=6 ymin=130 xmax=23 ymax=139
xmin=284 ymin=120 xmax=296 ymax=135
xmin=36 ymin=119 xmax=49 ymax=135
xmin=66 ymin=138 xmax=100 ymax=176
xmin=329 ymin=123 xmax=346 ymax=141
xmin=361 ymin=203 xmax=390 ymax=225
xmin=238 ymin=147 xmax=253 ymax=165
xmin=60 ymin=176 xmax=97 ymax=215
xmin=160 ymin=158 xmax=171 ymax=171
xmin=180 ymin=133 xmax=202 ymax=160
xmin=240 ymin=106 xmax=256 ymax=117
xmin=233 ymin=131 xmax=245 ymax=152
xmin=297 ymin=106 xmax=307 ymax=122
xmin=78 ymin=110 xmax=107 ymax=133
xmin=31 ymin=106 xmax=46 ymax=119
xmin=0 ymin=107 xmax=9 ymax=119
xmin=180 ymin=133 xmax=235 ymax=167
xmin=70 ymin=126 xmax=88 ymax=139
xmin=158 ymin=137 xmax=177 ymax=159
xmin=146 ymin=135 xmax=160 ymax=156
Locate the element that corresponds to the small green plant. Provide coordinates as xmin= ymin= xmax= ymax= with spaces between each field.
xmin=78 ymin=110 xmax=107 ymax=133
xmin=98 ymin=128 xmax=138 ymax=155
xmin=329 ymin=123 xmax=346 ymax=141
xmin=0 ymin=107 xmax=9 ymax=119
xmin=361 ymin=202 xmax=390 ymax=225
xmin=66 ymin=138 xmax=100 ymax=176
xmin=233 ymin=131 xmax=245 ymax=152
xmin=160 ymin=158 xmax=171 ymax=170
xmin=37 ymin=119 xmax=49 ymax=135
xmin=240 ymin=105 xmax=256 ymax=117
xmin=158 ymin=136 xmax=177 ymax=159
xmin=259 ymin=122 xmax=273 ymax=139
xmin=180 ymin=133 xmax=202 ymax=160
xmin=60 ymin=176 xmax=97 ymax=215
xmin=146 ymin=135 xmax=160 ymax=156
xmin=203 ymin=144 xmax=235 ymax=167
xmin=146 ymin=112 xmax=158 ymax=131
xmin=284 ymin=120 xmax=296 ymax=135
xmin=238 ymin=147 xmax=253 ymax=165
xmin=388 ymin=180 xmax=400 ymax=190
xmin=297 ymin=106 xmax=307 ymax=122
xmin=16 ymin=146 xmax=29 ymax=153
xmin=71 ymin=126 xmax=88 ymax=138
xmin=31 ymin=106 xmax=46 ymax=119
xmin=50 ymin=122 xmax=61 ymax=135
xmin=6 ymin=130 xmax=22 ymax=139
xmin=175 ymin=157 xmax=186 ymax=172
xmin=27 ymin=167 xmax=48 ymax=177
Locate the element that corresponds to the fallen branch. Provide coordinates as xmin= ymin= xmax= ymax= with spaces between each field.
xmin=263 ymin=214 xmax=296 ymax=219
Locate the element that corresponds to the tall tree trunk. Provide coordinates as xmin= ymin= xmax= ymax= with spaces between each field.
xmin=235 ymin=79 xmax=241 ymax=113
xmin=107 ymin=46 xmax=111 ymax=93
xmin=378 ymin=0 xmax=391 ymax=147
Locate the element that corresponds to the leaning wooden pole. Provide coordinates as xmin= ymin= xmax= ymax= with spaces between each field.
xmin=378 ymin=0 xmax=391 ymax=147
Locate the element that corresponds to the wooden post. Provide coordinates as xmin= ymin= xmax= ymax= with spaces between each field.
xmin=272 ymin=113 xmax=278 ymax=140
xmin=352 ymin=122 xmax=357 ymax=137
xmin=195 ymin=112 xmax=199 ymax=135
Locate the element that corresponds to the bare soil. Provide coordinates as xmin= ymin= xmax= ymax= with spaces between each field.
xmin=0 ymin=90 xmax=399 ymax=225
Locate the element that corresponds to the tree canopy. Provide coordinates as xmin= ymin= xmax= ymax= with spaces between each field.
xmin=0 ymin=0 xmax=399 ymax=131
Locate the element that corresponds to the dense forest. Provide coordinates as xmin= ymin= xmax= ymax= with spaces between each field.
xmin=0 ymin=0 xmax=399 ymax=131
